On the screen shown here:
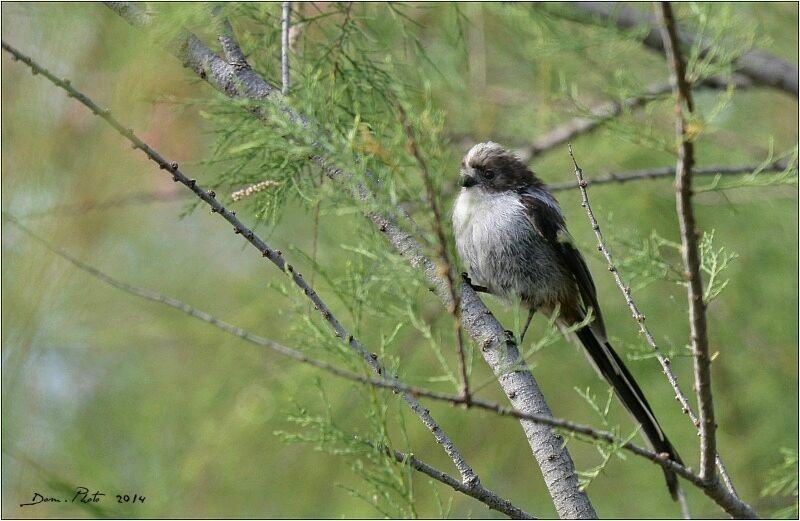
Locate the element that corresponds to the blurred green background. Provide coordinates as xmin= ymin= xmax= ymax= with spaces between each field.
xmin=2 ymin=2 xmax=797 ymax=519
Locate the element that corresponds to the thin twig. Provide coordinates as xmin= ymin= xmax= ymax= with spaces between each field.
xmin=656 ymin=1 xmax=716 ymax=483
xmin=398 ymin=104 xmax=471 ymax=405
xmin=383 ymin=446 xmax=535 ymax=519
xmin=101 ymin=7 xmax=598 ymax=516
xmin=3 ymin=213 xmax=533 ymax=520
xmin=515 ymin=75 xmax=752 ymax=164
xmin=546 ymin=160 xmax=794 ymax=192
xmin=2 ymin=212 xmax=728 ymax=495
xmin=15 ymin=190 xmax=188 ymax=219
xmin=566 ymin=144 xmax=741 ymax=493
xmin=568 ymin=144 xmax=757 ymax=519
xmin=281 ymin=1 xmax=291 ymax=95
xmin=1 ymin=40 xmax=480 ymax=488
xmin=12 ymin=207 xmax=757 ymax=517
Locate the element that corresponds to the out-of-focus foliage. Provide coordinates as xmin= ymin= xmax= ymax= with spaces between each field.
xmin=761 ymin=448 xmax=799 ymax=519
xmin=2 ymin=2 xmax=797 ymax=519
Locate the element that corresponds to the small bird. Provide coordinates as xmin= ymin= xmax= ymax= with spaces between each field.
xmin=453 ymin=142 xmax=682 ymax=499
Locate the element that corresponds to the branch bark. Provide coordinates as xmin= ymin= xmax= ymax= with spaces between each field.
xmin=568 ymin=145 xmax=758 ymax=518
xmin=1 ymin=39 xmax=480 ymax=490
xmin=5 ymin=212 xmax=537 ymax=519
xmin=573 ymin=2 xmax=798 ymax=96
xmin=102 ymin=4 xmax=597 ymax=517
xmin=515 ymin=75 xmax=752 ymax=164
xmin=656 ymin=1 xmax=717 ymax=484
xmin=281 ymin=1 xmax=291 ymax=94
xmin=5 ymin=210 xmax=731 ymax=500
xmin=547 ymin=160 xmax=794 ymax=192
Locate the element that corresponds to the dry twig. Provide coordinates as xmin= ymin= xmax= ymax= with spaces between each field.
xmin=568 ymin=144 xmax=757 ymax=518
xmin=101 ymin=5 xmax=601 ymax=515
xmin=1 ymin=39 xmax=480 ymax=489
xmin=656 ymin=1 xmax=717 ymax=484
xmin=5 ymin=212 xmax=735 ymax=505
xmin=281 ymin=1 xmax=291 ymax=95
xmin=398 ymin=104 xmax=471 ymax=405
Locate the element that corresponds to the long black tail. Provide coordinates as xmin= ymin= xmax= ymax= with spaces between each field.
xmin=575 ymin=326 xmax=682 ymax=500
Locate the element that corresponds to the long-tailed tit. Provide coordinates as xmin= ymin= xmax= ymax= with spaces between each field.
xmin=453 ymin=142 xmax=682 ymax=499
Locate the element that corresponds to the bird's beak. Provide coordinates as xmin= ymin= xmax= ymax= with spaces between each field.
xmin=460 ymin=175 xmax=478 ymax=188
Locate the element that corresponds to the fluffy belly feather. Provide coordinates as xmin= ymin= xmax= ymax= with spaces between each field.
xmin=453 ymin=188 xmax=571 ymax=308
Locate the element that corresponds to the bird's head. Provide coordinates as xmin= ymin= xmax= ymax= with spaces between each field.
xmin=459 ymin=142 xmax=541 ymax=192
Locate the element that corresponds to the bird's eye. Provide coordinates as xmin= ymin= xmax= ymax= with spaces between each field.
xmin=483 ymin=169 xmax=496 ymax=180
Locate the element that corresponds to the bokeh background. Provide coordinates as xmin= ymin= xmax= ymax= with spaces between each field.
xmin=2 ymin=2 xmax=797 ymax=518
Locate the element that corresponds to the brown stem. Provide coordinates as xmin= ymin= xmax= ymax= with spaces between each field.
xmin=656 ymin=1 xmax=717 ymax=483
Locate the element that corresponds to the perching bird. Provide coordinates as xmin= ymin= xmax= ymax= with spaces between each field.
xmin=452 ymin=141 xmax=682 ymax=499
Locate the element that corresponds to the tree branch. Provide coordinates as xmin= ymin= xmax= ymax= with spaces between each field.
xmin=1 ymin=211 xmax=722 ymax=492
xmin=515 ymin=75 xmax=752 ymax=164
xmin=656 ymin=1 xmax=717 ymax=484
xmin=1 ymin=39 xmax=481 ymax=489
xmin=572 ymin=2 xmax=798 ymax=96
xmin=10 ymin=208 xmax=760 ymax=518
xmin=3 ymin=213 xmax=536 ymax=520
xmin=93 ymin=6 xmax=600 ymax=516
xmin=547 ymin=160 xmax=794 ymax=192
xmin=212 ymin=8 xmax=250 ymax=70
xmin=568 ymin=144 xmax=758 ymax=518
xmin=398 ymin=103 xmax=471 ymax=405
xmin=281 ymin=1 xmax=291 ymax=95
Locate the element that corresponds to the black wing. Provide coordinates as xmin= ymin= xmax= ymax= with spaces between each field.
xmin=520 ymin=191 xmax=606 ymax=338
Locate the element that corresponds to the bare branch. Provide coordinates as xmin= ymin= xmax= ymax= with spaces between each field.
xmin=383 ymin=446 xmax=534 ymax=519
xmin=656 ymin=1 xmax=717 ymax=483
xmin=1 ymin=211 xmax=728 ymax=492
xmin=3 ymin=213 xmax=533 ymax=520
xmin=10 ymin=207 xmax=757 ymax=517
xmin=547 ymin=160 xmax=794 ymax=192
xmin=398 ymin=104 xmax=471 ymax=405
xmin=572 ymin=2 xmax=798 ymax=96
xmin=566 ymin=144 xmax=736 ymax=488
xmin=568 ymin=145 xmax=758 ymax=519
xmin=1 ymin=39 xmax=480 ymax=488
xmin=100 ymin=8 xmax=601 ymax=515
xmin=212 ymin=7 xmax=250 ymax=69
xmin=515 ymin=75 xmax=752 ymax=164
xmin=281 ymin=1 xmax=291 ymax=95
xmin=16 ymin=190 xmax=187 ymax=220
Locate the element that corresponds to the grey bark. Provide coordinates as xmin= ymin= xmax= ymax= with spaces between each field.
xmin=104 ymin=2 xmax=597 ymax=517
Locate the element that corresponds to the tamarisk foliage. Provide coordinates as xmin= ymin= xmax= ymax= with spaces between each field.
xmin=3 ymin=3 xmax=796 ymax=518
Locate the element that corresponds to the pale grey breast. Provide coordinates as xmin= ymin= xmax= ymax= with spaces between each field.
xmin=453 ymin=187 xmax=572 ymax=309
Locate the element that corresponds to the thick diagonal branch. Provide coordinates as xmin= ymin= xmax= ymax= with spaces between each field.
xmin=102 ymin=3 xmax=597 ymax=517
xmin=1 ymin=39 xmax=479 ymax=489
